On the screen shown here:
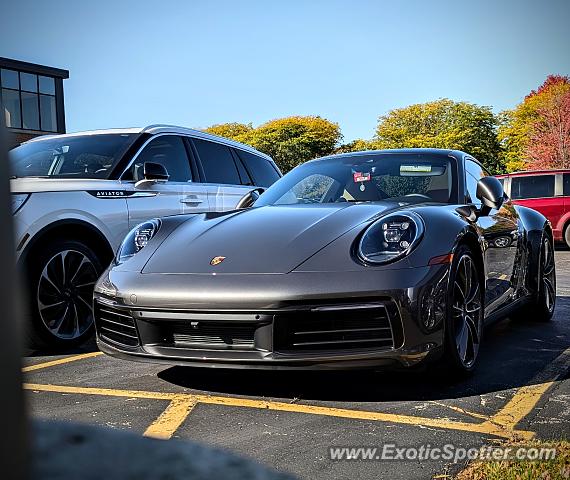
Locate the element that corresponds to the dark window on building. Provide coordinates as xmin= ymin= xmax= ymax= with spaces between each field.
xmin=40 ymin=95 xmax=57 ymax=132
xmin=0 ymin=68 xmax=58 ymax=132
xmin=236 ymin=149 xmax=280 ymax=187
xmin=193 ymin=138 xmax=241 ymax=185
xmin=2 ymin=88 xmax=21 ymax=128
xmin=1 ymin=69 xmax=18 ymax=89
xmin=39 ymin=76 xmax=55 ymax=95
xmin=125 ymin=136 xmax=192 ymax=182
xmin=511 ymin=175 xmax=555 ymax=200
xmin=564 ymin=174 xmax=570 ymax=196
xmin=20 ymin=72 xmax=37 ymax=92
xmin=22 ymin=92 xmax=39 ymax=130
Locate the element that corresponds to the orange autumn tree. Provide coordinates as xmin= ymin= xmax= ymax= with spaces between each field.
xmin=499 ymin=75 xmax=570 ymax=171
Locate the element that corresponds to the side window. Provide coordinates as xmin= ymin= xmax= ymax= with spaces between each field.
xmin=511 ymin=175 xmax=555 ymax=200
xmin=564 ymin=174 xmax=570 ymax=196
xmin=464 ymin=159 xmax=487 ymax=205
xmin=236 ymin=150 xmax=281 ymax=188
xmin=193 ymin=139 xmax=241 ymax=185
xmin=124 ymin=135 xmax=192 ymax=182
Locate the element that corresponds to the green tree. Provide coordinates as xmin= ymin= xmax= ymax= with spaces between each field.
xmin=204 ymin=116 xmax=342 ymax=173
xmin=499 ymin=75 xmax=570 ymax=171
xmin=334 ymin=138 xmax=378 ymax=154
xmin=374 ymin=99 xmax=503 ymax=173
xmin=203 ymin=122 xmax=253 ymax=140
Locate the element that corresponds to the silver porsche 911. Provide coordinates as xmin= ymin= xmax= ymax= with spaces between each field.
xmin=94 ymin=149 xmax=555 ymax=374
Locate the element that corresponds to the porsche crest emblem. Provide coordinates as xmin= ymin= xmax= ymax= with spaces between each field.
xmin=210 ymin=256 xmax=226 ymax=266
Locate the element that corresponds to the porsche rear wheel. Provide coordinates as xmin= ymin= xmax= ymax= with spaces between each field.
xmin=443 ymin=246 xmax=483 ymax=375
xmin=529 ymin=234 xmax=556 ymax=322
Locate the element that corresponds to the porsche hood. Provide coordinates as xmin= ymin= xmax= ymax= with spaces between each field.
xmin=143 ymin=203 xmax=395 ymax=275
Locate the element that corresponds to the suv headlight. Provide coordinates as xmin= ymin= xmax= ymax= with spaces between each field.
xmin=357 ymin=212 xmax=424 ymax=265
xmin=12 ymin=194 xmax=29 ymax=214
xmin=116 ymin=219 xmax=161 ymax=265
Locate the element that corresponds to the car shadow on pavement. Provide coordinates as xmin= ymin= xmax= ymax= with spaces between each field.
xmin=158 ymin=296 xmax=570 ymax=403
xmin=24 ymin=337 xmax=99 ymax=358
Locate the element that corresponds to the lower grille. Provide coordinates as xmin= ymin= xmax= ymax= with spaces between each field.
xmin=170 ymin=322 xmax=256 ymax=350
xmin=95 ymin=302 xmax=139 ymax=347
xmin=273 ymin=303 xmax=395 ymax=353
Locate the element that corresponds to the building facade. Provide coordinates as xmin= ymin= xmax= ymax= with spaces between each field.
xmin=0 ymin=57 xmax=69 ymax=149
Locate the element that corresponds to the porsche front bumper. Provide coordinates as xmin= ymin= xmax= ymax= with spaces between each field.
xmin=94 ymin=264 xmax=450 ymax=370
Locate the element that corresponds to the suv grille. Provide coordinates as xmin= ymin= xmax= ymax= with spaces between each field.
xmin=95 ymin=302 xmax=139 ymax=348
xmin=273 ymin=304 xmax=395 ymax=353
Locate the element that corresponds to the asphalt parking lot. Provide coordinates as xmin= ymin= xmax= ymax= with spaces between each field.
xmin=23 ymin=251 xmax=570 ymax=479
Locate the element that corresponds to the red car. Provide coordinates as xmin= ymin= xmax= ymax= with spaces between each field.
xmin=497 ymin=169 xmax=570 ymax=248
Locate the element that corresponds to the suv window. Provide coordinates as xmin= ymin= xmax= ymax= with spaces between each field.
xmin=124 ymin=135 xmax=192 ymax=182
xmin=236 ymin=150 xmax=280 ymax=187
xmin=193 ymin=138 xmax=241 ymax=185
xmin=465 ymin=159 xmax=487 ymax=205
xmin=511 ymin=175 xmax=555 ymax=200
xmin=564 ymin=173 xmax=570 ymax=196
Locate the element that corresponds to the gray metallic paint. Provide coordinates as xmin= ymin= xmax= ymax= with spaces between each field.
xmin=94 ymin=149 xmax=549 ymax=370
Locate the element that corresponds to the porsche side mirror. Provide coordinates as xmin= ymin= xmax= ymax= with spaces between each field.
xmin=476 ymin=176 xmax=504 ymax=215
xmin=236 ymin=187 xmax=265 ymax=209
xmin=143 ymin=162 xmax=169 ymax=182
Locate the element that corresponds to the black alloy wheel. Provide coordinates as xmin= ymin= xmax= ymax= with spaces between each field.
xmin=443 ymin=245 xmax=483 ymax=374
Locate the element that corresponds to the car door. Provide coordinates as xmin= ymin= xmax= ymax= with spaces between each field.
xmin=190 ymin=138 xmax=253 ymax=211
xmin=122 ymin=135 xmax=210 ymax=227
xmin=464 ymin=158 xmax=519 ymax=314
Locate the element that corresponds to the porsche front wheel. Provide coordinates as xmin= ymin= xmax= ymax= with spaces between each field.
xmin=443 ymin=246 xmax=483 ymax=375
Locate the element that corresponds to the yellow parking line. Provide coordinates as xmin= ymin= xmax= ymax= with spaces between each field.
xmin=22 ymin=352 xmax=103 ymax=372
xmin=22 ymin=382 xmax=532 ymax=439
xmin=487 ymin=346 xmax=570 ymax=434
xmin=144 ymin=396 xmax=197 ymax=440
xmin=430 ymin=401 xmax=490 ymax=421
xmin=22 ymin=346 xmax=570 ymax=441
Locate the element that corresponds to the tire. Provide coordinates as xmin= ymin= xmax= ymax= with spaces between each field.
xmin=442 ymin=245 xmax=484 ymax=375
xmin=565 ymin=224 xmax=570 ymax=250
xmin=24 ymin=239 xmax=104 ymax=350
xmin=528 ymin=233 xmax=556 ymax=322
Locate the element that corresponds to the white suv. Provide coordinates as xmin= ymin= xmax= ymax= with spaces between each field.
xmin=10 ymin=125 xmax=281 ymax=349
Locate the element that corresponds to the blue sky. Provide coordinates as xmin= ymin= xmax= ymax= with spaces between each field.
xmin=2 ymin=0 xmax=569 ymax=142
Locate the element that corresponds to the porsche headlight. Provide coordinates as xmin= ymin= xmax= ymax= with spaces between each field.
xmin=116 ymin=219 xmax=161 ymax=265
xmin=358 ymin=212 xmax=424 ymax=265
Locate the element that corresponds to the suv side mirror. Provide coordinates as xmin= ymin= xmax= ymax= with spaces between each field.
xmin=143 ymin=162 xmax=169 ymax=182
xmin=476 ymin=176 xmax=504 ymax=215
xmin=236 ymin=187 xmax=265 ymax=209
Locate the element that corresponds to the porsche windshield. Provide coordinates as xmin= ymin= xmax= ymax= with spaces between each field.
xmin=256 ymin=153 xmax=456 ymax=206
xmin=9 ymin=133 xmax=136 ymax=179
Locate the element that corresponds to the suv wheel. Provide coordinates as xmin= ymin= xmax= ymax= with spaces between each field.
xmin=565 ymin=224 xmax=570 ymax=249
xmin=26 ymin=240 xmax=103 ymax=350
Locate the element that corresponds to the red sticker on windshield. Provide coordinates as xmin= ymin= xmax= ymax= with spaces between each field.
xmin=353 ymin=172 xmax=371 ymax=182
